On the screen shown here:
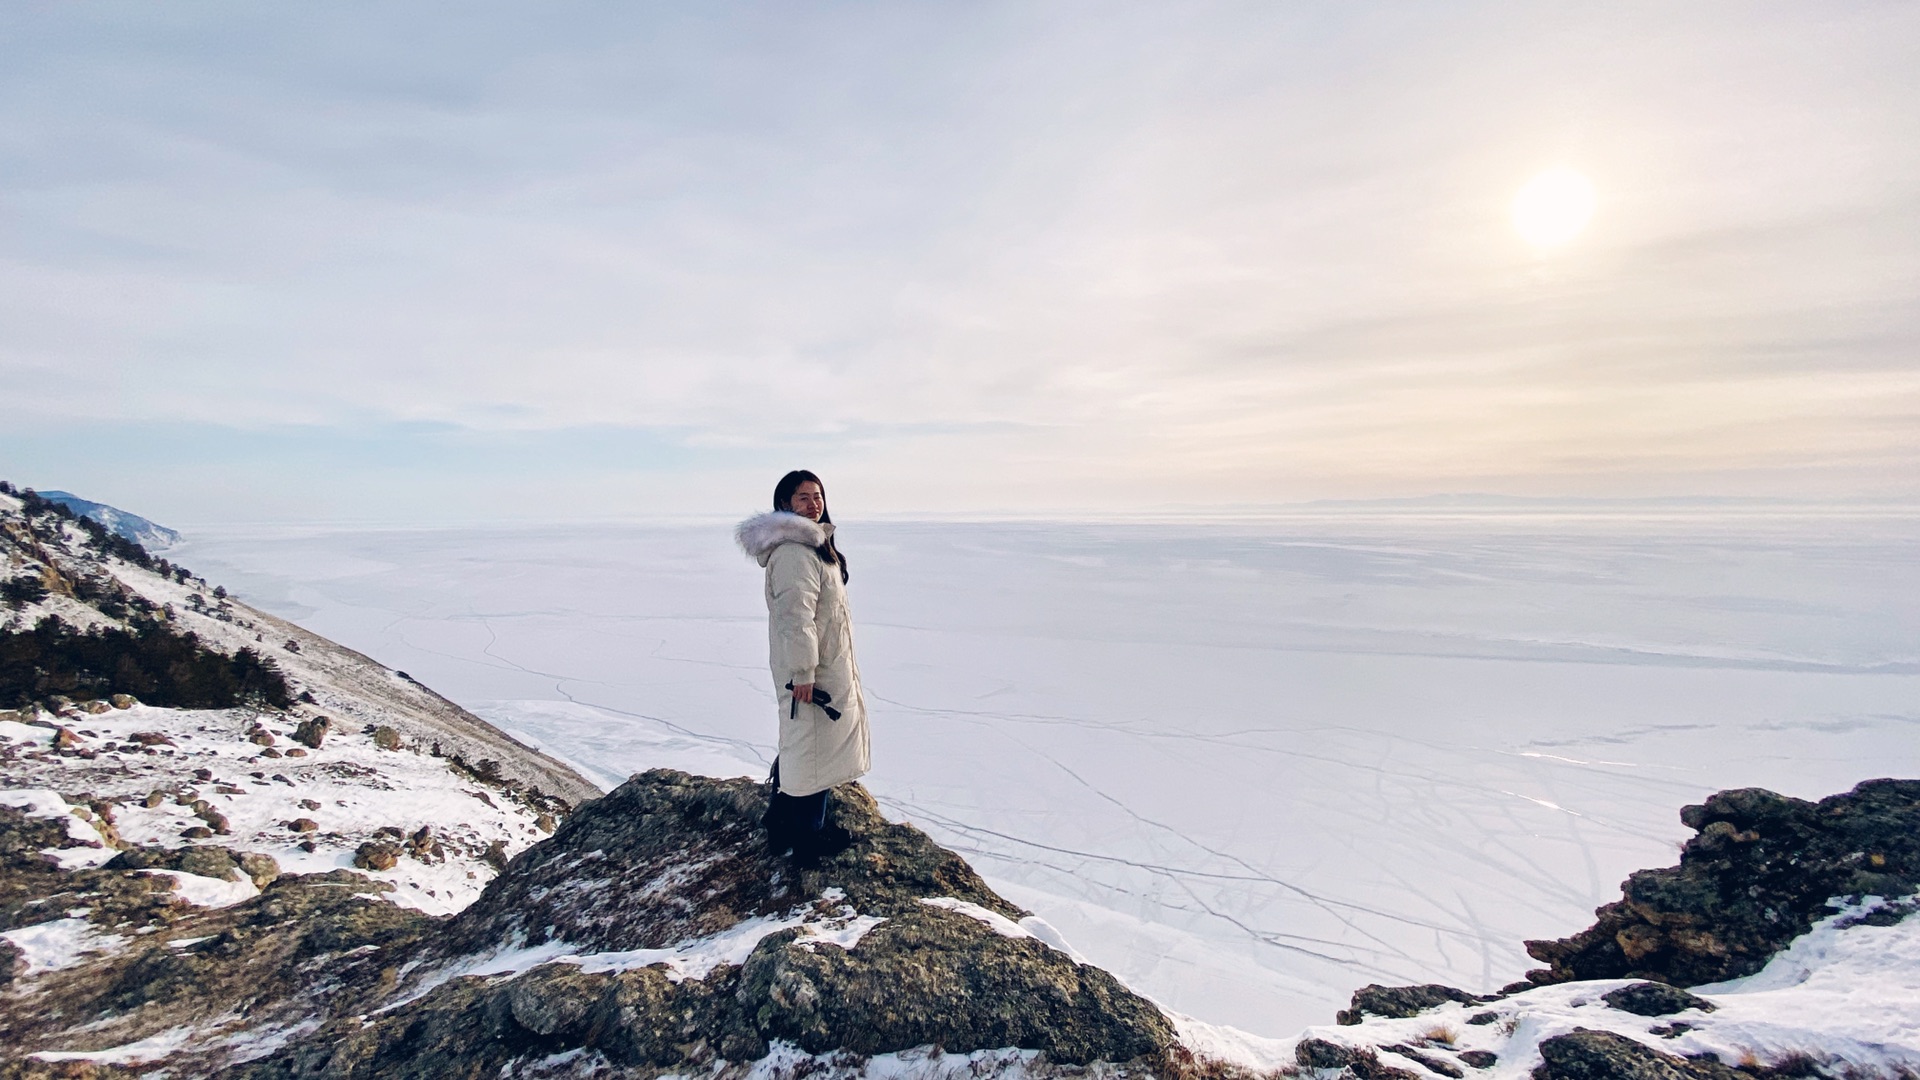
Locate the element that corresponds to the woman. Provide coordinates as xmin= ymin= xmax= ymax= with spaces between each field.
xmin=734 ymin=470 xmax=869 ymax=865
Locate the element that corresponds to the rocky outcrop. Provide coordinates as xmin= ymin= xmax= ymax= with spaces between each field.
xmin=1532 ymin=1029 xmax=1745 ymax=1080
xmin=1523 ymin=779 xmax=1920 ymax=988
xmin=1337 ymin=982 xmax=1485 ymax=1024
xmin=1599 ymin=982 xmax=1716 ymax=1018
xmin=2 ymin=772 xmax=1182 ymax=1076
xmin=241 ymin=770 xmax=1177 ymax=1077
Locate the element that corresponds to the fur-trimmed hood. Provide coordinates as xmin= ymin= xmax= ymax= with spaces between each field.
xmin=735 ymin=511 xmax=831 ymax=566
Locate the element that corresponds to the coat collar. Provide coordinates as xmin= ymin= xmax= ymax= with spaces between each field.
xmin=734 ymin=511 xmax=829 ymax=566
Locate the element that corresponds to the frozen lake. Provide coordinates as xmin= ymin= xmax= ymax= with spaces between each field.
xmin=170 ymin=504 xmax=1920 ymax=1036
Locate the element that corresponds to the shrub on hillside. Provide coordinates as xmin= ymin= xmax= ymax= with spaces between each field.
xmin=2 ymin=576 xmax=49 ymax=609
xmin=0 ymin=615 xmax=293 ymax=710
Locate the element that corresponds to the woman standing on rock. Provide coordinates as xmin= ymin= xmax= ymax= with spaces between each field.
xmin=735 ymin=470 xmax=868 ymax=865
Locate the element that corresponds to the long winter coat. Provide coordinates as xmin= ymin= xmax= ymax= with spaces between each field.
xmin=734 ymin=511 xmax=870 ymax=797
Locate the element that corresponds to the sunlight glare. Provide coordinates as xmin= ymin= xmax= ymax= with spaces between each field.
xmin=1512 ymin=167 xmax=1596 ymax=248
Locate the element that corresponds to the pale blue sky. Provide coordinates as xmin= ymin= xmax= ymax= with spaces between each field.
xmin=3 ymin=3 xmax=1917 ymax=523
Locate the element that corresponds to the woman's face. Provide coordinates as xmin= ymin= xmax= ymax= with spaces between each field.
xmin=788 ymin=481 xmax=825 ymax=521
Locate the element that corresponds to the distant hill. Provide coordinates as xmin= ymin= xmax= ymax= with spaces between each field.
xmin=39 ymin=490 xmax=181 ymax=549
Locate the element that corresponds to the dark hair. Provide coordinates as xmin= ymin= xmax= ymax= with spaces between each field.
xmin=772 ymin=470 xmax=849 ymax=583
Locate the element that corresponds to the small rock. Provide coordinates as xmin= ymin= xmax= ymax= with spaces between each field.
xmin=1459 ymin=1050 xmax=1497 ymax=1068
xmin=1295 ymin=1038 xmax=1419 ymax=1080
xmin=130 ymin=731 xmax=175 ymax=747
xmin=293 ymin=715 xmax=331 ymax=749
xmin=1650 ymin=1023 xmax=1694 ymax=1039
xmin=354 ymin=841 xmax=401 ymax=871
xmin=1602 ymin=982 xmax=1717 ymax=1017
xmin=289 ymin=818 xmax=320 ymax=833
xmin=181 ymin=826 xmax=214 ymax=839
xmin=285 ymin=748 xmax=308 ymax=757
xmin=372 ymin=726 xmax=401 ymax=751
xmin=535 ymin=813 xmax=556 ymax=833
xmin=84 ymin=699 xmax=113 ymax=714
xmin=299 ymin=799 xmax=323 ymax=811
xmin=216 ymin=785 xmax=247 ymax=795
xmin=193 ymin=768 xmax=213 ymax=781
xmin=144 ymin=791 xmax=166 ymax=809
xmin=1337 ymin=983 xmax=1484 ymax=1024
xmin=53 ymin=727 xmax=80 ymax=749
xmin=260 ymin=746 xmax=282 ymax=758
xmin=204 ymin=812 xmax=231 ymax=835
xmin=1534 ymin=1029 xmax=1731 ymax=1080
xmin=1381 ymin=1045 xmax=1463 ymax=1078
xmin=249 ymin=730 xmax=276 ymax=747
xmin=110 ymin=694 xmax=136 ymax=709
xmin=237 ymin=852 xmax=281 ymax=888
xmin=298 ymin=840 xmax=317 ymax=853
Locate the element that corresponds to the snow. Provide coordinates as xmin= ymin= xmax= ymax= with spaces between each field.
xmin=735 ymin=1041 xmax=1043 ymax=1080
xmin=29 ymin=1026 xmax=199 ymax=1064
xmin=393 ymin=900 xmax=884 ymax=1008
xmin=2 ymin=703 xmax=558 ymax=915
xmin=0 ymin=719 xmax=51 ymax=744
xmin=142 ymin=868 xmax=261 ymax=908
xmin=920 ymin=897 xmax=1036 ymax=940
xmin=2 ymin=917 xmax=128 ymax=975
xmin=0 ymin=786 xmax=119 ymax=867
xmin=1170 ymin=1012 xmax=1298 ymax=1073
xmin=166 ymin=506 xmax=1920 ymax=1042
xmin=1286 ymin=900 xmax=1920 ymax=1079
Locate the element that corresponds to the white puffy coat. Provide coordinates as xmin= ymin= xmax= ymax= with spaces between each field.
xmin=734 ymin=511 xmax=870 ymax=797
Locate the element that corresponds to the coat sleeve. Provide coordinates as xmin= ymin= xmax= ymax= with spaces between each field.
xmin=767 ymin=545 xmax=823 ymax=684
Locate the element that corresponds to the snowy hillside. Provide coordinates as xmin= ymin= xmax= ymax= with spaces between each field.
xmin=0 ymin=485 xmax=595 ymax=918
xmin=38 ymin=490 xmax=180 ymax=550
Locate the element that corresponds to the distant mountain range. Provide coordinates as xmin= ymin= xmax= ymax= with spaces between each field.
xmin=39 ymin=490 xmax=181 ymax=549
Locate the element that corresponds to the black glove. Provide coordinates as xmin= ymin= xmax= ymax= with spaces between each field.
xmin=784 ymin=682 xmax=842 ymax=721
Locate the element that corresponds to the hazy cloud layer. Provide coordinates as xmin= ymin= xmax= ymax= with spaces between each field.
xmin=3 ymin=3 xmax=1916 ymax=521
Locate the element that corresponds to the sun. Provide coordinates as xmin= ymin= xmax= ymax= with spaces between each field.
xmin=1511 ymin=167 xmax=1596 ymax=248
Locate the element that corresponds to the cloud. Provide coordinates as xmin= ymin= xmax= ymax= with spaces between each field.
xmin=2 ymin=2 xmax=1917 ymax=519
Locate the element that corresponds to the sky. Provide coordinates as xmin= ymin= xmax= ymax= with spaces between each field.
xmin=3 ymin=2 xmax=1918 ymax=524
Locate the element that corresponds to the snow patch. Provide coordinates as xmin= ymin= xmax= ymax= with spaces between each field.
xmin=739 ymin=1040 xmax=1043 ymax=1079
xmin=30 ymin=1026 xmax=198 ymax=1064
xmin=1172 ymin=1012 xmax=1298 ymax=1074
xmin=394 ymin=901 xmax=884 ymax=1009
xmin=2 ymin=917 xmax=129 ymax=975
xmin=919 ymin=897 xmax=1034 ymax=941
xmin=142 ymin=868 xmax=261 ymax=908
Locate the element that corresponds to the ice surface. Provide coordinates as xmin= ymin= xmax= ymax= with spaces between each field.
xmin=170 ymin=506 xmax=1920 ymax=1035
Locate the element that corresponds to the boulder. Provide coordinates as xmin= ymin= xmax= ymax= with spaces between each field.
xmin=1602 ymin=982 xmax=1717 ymax=1017
xmin=249 ymin=770 xmax=1177 ymax=1076
xmin=292 ymin=716 xmax=330 ymax=750
xmin=1337 ymin=982 xmax=1484 ymax=1024
xmin=1525 ymin=779 xmax=1920 ymax=987
xmin=1533 ymin=1029 xmax=1743 ymax=1080
xmin=353 ymin=842 xmax=400 ymax=872
xmin=1295 ymin=1038 xmax=1420 ymax=1080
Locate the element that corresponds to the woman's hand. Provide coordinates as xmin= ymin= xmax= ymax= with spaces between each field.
xmin=792 ymin=682 xmax=815 ymax=704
